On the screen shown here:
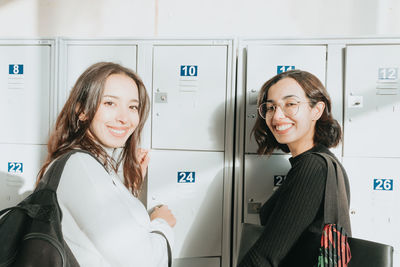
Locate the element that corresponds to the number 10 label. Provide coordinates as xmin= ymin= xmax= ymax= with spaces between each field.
xmin=180 ymin=65 xmax=198 ymax=77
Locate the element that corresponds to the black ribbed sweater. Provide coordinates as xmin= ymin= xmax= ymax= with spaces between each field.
xmin=238 ymin=144 xmax=350 ymax=267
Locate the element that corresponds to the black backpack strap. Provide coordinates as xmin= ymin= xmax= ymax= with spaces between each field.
xmin=0 ymin=204 xmax=55 ymax=221
xmin=312 ymin=152 xmax=352 ymax=236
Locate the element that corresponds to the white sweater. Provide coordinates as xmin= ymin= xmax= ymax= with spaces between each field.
xmin=56 ymin=151 xmax=173 ymax=267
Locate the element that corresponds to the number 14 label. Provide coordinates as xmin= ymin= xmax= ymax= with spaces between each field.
xmin=277 ymin=65 xmax=295 ymax=74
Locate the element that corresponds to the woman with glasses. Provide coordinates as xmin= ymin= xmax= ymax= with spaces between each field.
xmin=238 ymin=70 xmax=351 ymax=267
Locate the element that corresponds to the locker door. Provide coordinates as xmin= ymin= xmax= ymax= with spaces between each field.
xmin=0 ymin=144 xmax=47 ymax=210
xmin=343 ymin=157 xmax=399 ymax=257
xmin=152 ymin=46 xmax=227 ymax=151
xmin=245 ymin=45 xmax=327 ymax=153
xmin=147 ymin=150 xmax=224 ymax=258
xmin=344 ymin=45 xmax=400 ymax=157
xmin=244 ymin=154 xmax=291 ymax=224
xmin=0 ymin=45 xmax=51 ymax=145
xmin=62 ymin=44 xmax=137 ymax=101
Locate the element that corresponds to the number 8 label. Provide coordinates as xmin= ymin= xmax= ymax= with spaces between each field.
xmin=9 ymin=64 xmax=24 ymax=75
xmin=13 ymin=65 xmax=19 ymax=74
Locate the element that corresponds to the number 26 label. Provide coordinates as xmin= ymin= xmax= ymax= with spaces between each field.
xmin=177 ymin=171 xmax=196 ymax=183
xmin=373 ymin=179 xmax=393 ymax=191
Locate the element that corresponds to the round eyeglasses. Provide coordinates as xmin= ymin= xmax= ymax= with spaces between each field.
xmin=258 ymin=100 xmax=312 ymax=119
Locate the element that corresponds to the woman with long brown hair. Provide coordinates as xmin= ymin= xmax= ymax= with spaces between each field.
xmin=38 ymin=62 xmax=175 ymax=266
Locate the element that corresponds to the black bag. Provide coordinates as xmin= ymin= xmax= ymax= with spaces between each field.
xmin=238 ymin=152 xmax=394 ymax=267
xmin=0 ymin=150 xmax=81 ymax=267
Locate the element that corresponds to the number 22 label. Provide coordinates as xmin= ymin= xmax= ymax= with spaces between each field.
xmin=8 ymin=162 xmax=23 ymax=174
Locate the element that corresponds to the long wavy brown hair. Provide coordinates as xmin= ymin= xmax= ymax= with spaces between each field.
xmin=37 ymin=62 xmax=150 ymax=196
xmin=252 ymin=69 xmax=342 ymax=155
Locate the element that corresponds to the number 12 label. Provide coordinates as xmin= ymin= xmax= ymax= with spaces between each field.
xmin=378 ymin=68 xmax=398 ymax=81
xmin=373 ymin=179 xmax=393 ymax=191
xmin=8 ymin=162 xmax=23 ymax=174
xmin=177 ymin=171 xmax=196 ymax=183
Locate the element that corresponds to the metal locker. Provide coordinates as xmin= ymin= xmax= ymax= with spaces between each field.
xmin=147 ymin=150 xmax=224 ymax=258
xmin=245 ymin=45 xmax=327 ymax=153
xmin=152 ymin=45 xmax=227 ymax=151
xmin=0 ymin=44 xmax=51 ymax=145
xmin=58 ymin=40 xmax=148 ymax=146
xmin=344 ymin=45 xmax=400 ymax=157
xmin=342 ymin=157 xmax=399 ymax=255
xmin=0 ymin=144 xmax=47 ymax=210
xmin=244 ymin=154 xmax=291 ymax=224
xmin=65 ymin=45 xmax=137 ymax=91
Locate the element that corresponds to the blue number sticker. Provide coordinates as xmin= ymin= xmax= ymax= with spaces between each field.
xmin=9 ymin=64 xmax=24 ymax=75
xmin=277 ymin=65 xmax=295 ymax=74
xmin=274 ymin=175 xmax=286 ymax=186
xmin=373 ymin=179 xmax=393 ymax=191
xmin=177 ymin=171 xmax=196 ymax=183
xmin=8 ymin=162 xmax=23 ymax=174
xmin=180 ymin=65 xmax=198 ymax=77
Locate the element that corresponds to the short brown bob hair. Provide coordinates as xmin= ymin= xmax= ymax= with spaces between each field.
xmin=252 ymin=69 xmax=342 ymax=155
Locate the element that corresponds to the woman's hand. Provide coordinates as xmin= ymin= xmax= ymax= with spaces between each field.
xmin=150 ymin=205 xmax=176 ymax=228
xmin=137 ymin=148 xmax=150 ymax=177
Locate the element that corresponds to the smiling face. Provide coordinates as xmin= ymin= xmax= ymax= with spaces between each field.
xmin=265 ymin=78 xmax=322 ymax=156
xmin=88 ymin=73 xmax=140 ymax=149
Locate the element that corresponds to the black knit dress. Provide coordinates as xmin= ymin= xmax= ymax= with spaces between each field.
xmin=238 ymin=144 xmax=350 ymax=267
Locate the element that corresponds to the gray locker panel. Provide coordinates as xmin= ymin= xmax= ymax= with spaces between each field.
xmin=173 ymin=257 xmax=220 ymax=267
xmin=245 ymin=45 xmax=327 ymax=153
xmin=0 ymin=45 xmax=51 ymax=144
xmin=344 ymin=45 xmax=400 ymax=157
xmin=66 ymin=45 xmax=137 ymax=93
xmin=244 ymin=154 xmax=291 ymax=224
xmin=147 ymin=150 xmax=224 ymax=258
xmin=152 ymin=45 xmax=227 ymax=151
xmin=0 ymin=144 xmax=47 ymax=210
xmin=342 ymin=157 xmax=399 ymax=262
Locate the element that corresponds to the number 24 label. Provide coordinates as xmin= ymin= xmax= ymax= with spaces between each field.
xmin=177 ymin=172 xmax=195 ymax=183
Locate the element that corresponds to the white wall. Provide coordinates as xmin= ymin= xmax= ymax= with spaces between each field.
xmin=1 ymin=0 xmax=400 ymax=37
